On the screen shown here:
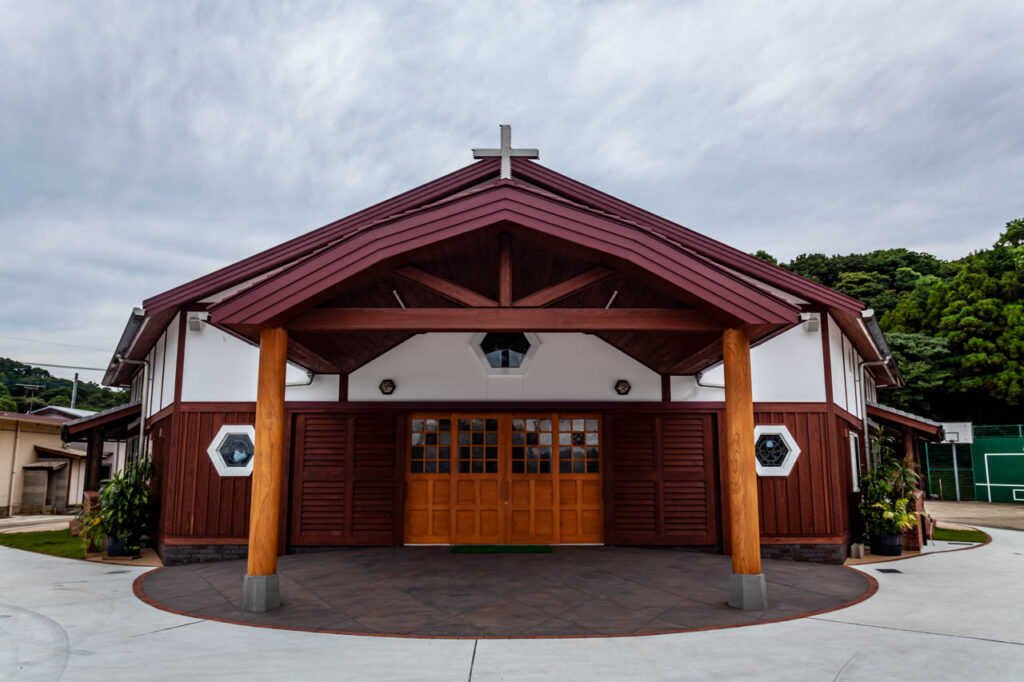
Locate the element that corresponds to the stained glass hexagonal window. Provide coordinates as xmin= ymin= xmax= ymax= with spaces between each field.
xmin=755 ymin=433 xmax=789 ymax=468
xmin=752 ymin=425 xmax=801 ymax=477
xmin=206 ymin=425 xmax=256 ymax=477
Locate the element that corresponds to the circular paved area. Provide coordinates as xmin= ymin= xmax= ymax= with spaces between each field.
xmin=136 ymin=546 xmax=872 ymax=637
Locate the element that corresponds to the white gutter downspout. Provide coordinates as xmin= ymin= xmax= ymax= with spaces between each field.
xmin=857 ymin=357 xmax=891 ymax=470
xmin=117 ymin=355 xmax=150 ymax=460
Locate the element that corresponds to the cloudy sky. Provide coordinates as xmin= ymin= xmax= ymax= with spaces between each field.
xmin=2 ymin=1 xmax=1022 ymax=382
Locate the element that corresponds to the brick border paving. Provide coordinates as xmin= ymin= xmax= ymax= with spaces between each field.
xmin=135 ymin=546 xmax=877 ymax=638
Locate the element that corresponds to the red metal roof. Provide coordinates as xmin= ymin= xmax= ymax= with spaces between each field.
xmin=211 ymin=181 xmax=800 ymax=328
xmin=143 ymin=160 xmax=501 ymax=315
xmin=120 ymin=155 xmax=886 ymax=372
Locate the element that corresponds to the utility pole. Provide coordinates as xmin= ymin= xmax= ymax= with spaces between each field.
xmin=71 ymin=373 xmax=79 ymax=409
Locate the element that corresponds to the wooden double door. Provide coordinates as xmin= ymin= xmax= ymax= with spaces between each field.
xmin=404 ymin=413 xmax=604 ymax=544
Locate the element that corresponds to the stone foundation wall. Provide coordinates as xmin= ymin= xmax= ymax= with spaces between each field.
xmin=157 ymin=544 xmax=248 ymax=565
xmin=760 ymin=543 xmax=847 ymax=564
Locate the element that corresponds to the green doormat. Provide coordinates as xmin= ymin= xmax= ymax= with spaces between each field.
xmin=451 ymin=545 xmax=553 ymax=554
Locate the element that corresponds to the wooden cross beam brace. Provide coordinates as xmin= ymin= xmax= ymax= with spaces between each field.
xmin=396 ymin=264 xmax=615 ymax=309
xmin=288 ymin=307 xmax=722 ymax=332
xmin=394 ymin=266 xmax=499 ymax=307
xmin=513 ymin=266 xmax=615 ymax=307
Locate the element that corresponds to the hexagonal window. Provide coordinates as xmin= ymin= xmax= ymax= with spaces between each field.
xmin=753 ymin=425 xmax=801 ymax=477
xmin=755 ymin=434 xmax=789 ymax=468
xmin=472 ymin=332 xmax=539 ymax=375
xmin=206 ymin=425 xmax=256 ymax=477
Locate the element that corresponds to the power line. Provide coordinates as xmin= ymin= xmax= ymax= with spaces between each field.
xmin=0 ymin=334 xmax=110 ymax=353
xmin=17 ymin=362 xmax=107 ymax=372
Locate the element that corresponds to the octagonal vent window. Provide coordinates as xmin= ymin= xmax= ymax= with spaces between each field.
xmin=753 ymin=425 xmax=801 ymax=477
xmin=206 ymin=425 xmax=256 ymax=477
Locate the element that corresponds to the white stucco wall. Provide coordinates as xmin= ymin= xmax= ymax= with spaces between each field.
xmin=180 ymin=324 xmax=340 ymax=402
xmin=670 ymin=317 xmax=827 ymax=403
xmin=348 ymin=332 xmax=661 ymax=402
xmin=826 ymin=313 xmax=878 ymax=420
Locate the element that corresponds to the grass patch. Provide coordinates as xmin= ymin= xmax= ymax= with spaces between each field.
xmin=451 ymin=545 xmax=552 ymax=554
xmin=0 ymin=528 xmax=84 ymax=560
xmin=933 ymin=527 xmax=988 ymax=544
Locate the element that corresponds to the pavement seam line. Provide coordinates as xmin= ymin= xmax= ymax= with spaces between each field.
xmin=809 ymin=616 xmax=1024 ymax=647
xmin=467 ymin=639 xmax=478 ymax=682
xmin=130 ymin=619 xmax=205 ymax=638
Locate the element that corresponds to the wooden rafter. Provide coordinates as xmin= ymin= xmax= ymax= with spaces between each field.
xmin=288 ymin=307 xmax=723 ymax=332
xmin=513 ymin=266 xmax=616 ymax=307
xmin=394 ymin=266 xmax=497 ymax=307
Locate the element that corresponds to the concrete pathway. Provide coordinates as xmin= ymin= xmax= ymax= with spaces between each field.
xmin=0 ymin=514 xmax=73 ymax=534
xmin=1 ymin=529 xmax=1022 ymax=681
xmin=926 ymin=499 xmax=1024 ymax=531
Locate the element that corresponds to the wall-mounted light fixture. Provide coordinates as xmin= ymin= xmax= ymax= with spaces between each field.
xmin=187 ymin=311 xmax=210 ymax=332
xmin=379 ymin=379 xmax=396 ymax=395
xmin=614 ymin=379 xmax=631 ymax=396
xmin=798 ymin=312 xmax=820 ymax=333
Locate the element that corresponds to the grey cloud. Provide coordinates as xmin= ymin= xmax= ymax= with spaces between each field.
xmin=1 ymin=0 xmax=1022 ymax=379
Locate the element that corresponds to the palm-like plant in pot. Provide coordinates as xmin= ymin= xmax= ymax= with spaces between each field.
xmin=98 ymin=458 xmax=154 ymax=557
xmin=859 ymin=430 xmax=919 ymax=556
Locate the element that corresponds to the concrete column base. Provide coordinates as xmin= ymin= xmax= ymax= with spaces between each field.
xmin=728 ymin=572 xmax=768 ymax=610
xmin=241 ymin=574 xmax=280 ymax=613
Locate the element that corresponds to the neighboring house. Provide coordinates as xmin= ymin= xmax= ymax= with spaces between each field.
xmin=31 ymin=405 xmax=132 ymax=484
xmin=70 ymin=133 xmax=940 ymax=612
xmin=1 ymin=411 xmax=88 ymax=516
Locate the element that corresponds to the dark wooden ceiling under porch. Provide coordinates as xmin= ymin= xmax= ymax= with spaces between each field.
xmin=265 ymin=225 xmax=790 ymax=376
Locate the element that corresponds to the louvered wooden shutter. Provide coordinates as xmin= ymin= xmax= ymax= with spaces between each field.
xmin=290 ymin=413 xmax=349 ymax=546
xmin=608 ymin=414 xmax=660 ymax=542
xmin=349 ymin=415 xmax=399 ymax=544
xmin=660 ymin=414 xmax=717 ymax=544
xmin=608 ymin=413 xmax=717 ymax=546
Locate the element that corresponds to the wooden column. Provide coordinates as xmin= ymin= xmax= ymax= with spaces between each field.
xmin=722 ymin=327 xmax=767 ymax=609
xmin=85 ymin=428 xmax=104 ymax=491
xmin=242 ymin=327 xmax=288 ymax=612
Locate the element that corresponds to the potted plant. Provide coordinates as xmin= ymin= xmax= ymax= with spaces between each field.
xmin=859 ymin=430 xmax=919 ymax=556
xmin=98 ymin=458 xmax=154 ymax=557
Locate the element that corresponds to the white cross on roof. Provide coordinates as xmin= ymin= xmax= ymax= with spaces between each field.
xmin=472 ymin=124 xmax=539 ymax=179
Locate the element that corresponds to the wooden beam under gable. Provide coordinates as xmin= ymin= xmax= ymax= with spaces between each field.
xmin=288 ymin=307 xmax=724 ymax=333
xmin=513 ymin=266 xmax=616 ymax=307
xmin=394 ymin=266 xmax=498 ymax=307
xmin=499 ymin=231 xmax=512 ymax=306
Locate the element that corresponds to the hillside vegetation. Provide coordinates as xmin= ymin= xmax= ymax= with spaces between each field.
xmin=756 ymin=218 xmax=1024 ymax=423
xmin=0 ymin=357 xmax=128 ymax=413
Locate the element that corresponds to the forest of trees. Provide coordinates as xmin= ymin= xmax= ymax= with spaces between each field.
xmin=755 ymin=218 xmax=1024 ymax=424
xmin=0 ymin=357 xmax=128 ymax=414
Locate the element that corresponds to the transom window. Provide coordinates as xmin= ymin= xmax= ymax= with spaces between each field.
xmin=511 ymin=418 xmax=553 ymax=473
xmin=410 ymin=418 xmax=451 ymax=473
xmin=559 ymin=418 xmax=600 ymax=473
xmin=457 ymin=418 xmax=499 ymax=473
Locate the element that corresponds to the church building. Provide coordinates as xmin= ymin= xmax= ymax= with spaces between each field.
xmin=67 ymin=127 xmax=939 ymax=612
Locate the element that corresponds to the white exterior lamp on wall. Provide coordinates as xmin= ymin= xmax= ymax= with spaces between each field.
xmin=206 ymin=425 xmax=256 ymax=477
xmin=752 ymin=425 xmax=802 ymax=477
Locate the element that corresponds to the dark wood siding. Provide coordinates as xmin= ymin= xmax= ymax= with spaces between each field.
xmin=607 ymin=413 xmax=718 ymax=545
xmin=714 ymin=408 xmax=849 ymax=545
xmin=289 ymin=411 xmax=400 ymax=546
xmin=158 ymin=409 xmax=254 ymax=541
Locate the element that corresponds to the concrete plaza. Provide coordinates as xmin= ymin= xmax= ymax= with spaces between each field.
xmin=1 ymin=528 xmax=1022 ymax=681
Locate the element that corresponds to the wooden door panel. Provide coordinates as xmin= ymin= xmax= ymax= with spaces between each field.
xmin=404 ymin=416 xmax=453 ymax=544
xmin=449 ymin=415 xmax=503 ymax=544
xmin=404 ymin=412 xmax=606 ymax=545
